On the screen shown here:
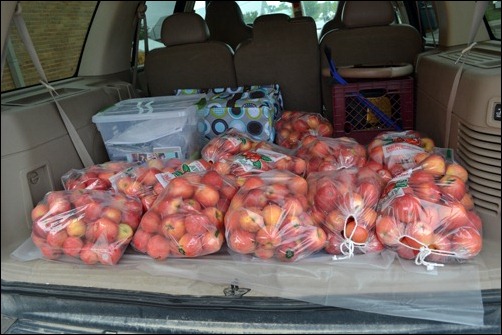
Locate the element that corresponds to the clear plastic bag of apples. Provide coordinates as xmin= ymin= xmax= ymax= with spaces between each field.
xmin=224 ymin=170 xmax=326 ymax=262
xmin=31 ymin=189 xmax=143 ymax=265
xmin=375 ymin=153 xmax=483 ymax=270
xmin=130 ymin=170 xmax=238 ymax=260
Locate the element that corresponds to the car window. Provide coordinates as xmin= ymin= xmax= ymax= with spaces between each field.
xmin=301 ymin=1 xmax=340 ymax=38
xmin=417 ymin=1 xmax=439 ymax=47
xmin=486 ymin=1 xmax=501 ymax=39
xmin=1 ymin=1 xmax=97 ymax=92
xmin=194 ymin=1 xmax=294 ymax=24
xmin=140 ymin=1 xmax=176 ymax=62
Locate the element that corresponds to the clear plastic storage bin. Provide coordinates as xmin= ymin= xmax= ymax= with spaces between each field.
xmin=92 ymin=95 xmax=206 ymax=162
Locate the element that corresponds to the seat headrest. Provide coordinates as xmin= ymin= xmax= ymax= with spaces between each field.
xmin=161 ymin=12 xmax=209 ymax=47
xmin=342 ymin=1 xmax=395 ymax=28
xmin=254 ymin=13 xmax=290 ymax=25
xmin=206 ymin=1 xmax=245 ymax=21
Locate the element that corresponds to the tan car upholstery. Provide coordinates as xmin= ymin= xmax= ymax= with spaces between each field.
xmin=144 ymin=12 xmax=237 ymax=96
xmin=319 ymin=1 xmax=423 ymax=122
xmin=234 ymin=14 xmax=322 ymax=113
xmin=205 ymin=1 xmax=252 ymax=51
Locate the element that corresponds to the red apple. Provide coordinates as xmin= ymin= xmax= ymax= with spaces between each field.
xmin=261 ymin=204 xmax=284 ymax=227
xmin=304 ymin=226 xmax=328 ymax=252
xmin=200 ymin=170 xmax=224 ymax=189
xmin=391 ymin=194 xmax=421 ymax=224
xmin=405 ymin=220 xmax=435 ymax=248
xmin=131 ymin=229 xmax=152 ymax=253
xmin=227 ymin=229 xmax=256 ymax=254
xmin=140 ymin=211 xmax=161 ymax=234
xmin=62 ymin=236 xmax=84 ymax=258
xmin=117 ymin=223 xmax=134 ymax=241
xmin=31 ymin=203 xmax=49 ymax=222
xmin=80 ymin=242 xmax=99 ymax=265
xmin=254 ymin=246 xmax=275 ymax=259
xmin=102 ymin=206 xmax=122 ymax=224
xmin=445 ymin=163 xmax=468 ymax=182
xmin=357 ymin=181 xmax=380 ymax=208
xmin=344 ymin=221 xmax=369 ymax=244
xmin=419 ymin=154 xmax=446 ymax=177
xmin=166 ymin=177 xmax=194 ymax=199
xmin=238 ymin=208 xmax=265 ymax=233
xmin=46 ymin=229 xmax=68 ymax=248
xmin=160 ymin=214 xmax=186 ymax=240
xmin=439 ymin=175 xmax=466 ymax=201
xmin=184 ymin=214 xmax=210 ymax=236
xmin=146 ymin=234 xmax=171 ymax=260
xmin=451 ymin=226 xmax=482 ymax=258
xmin=194 ymin=185 xmax=220 ymax=208
xmin=201 ymin=229 xmax=224 ymax=254
xmin=177 ymin=233 xmax=203 ymax=257
xmin=92 ymin=217 xmax=119 ymax=243
xmin=324 ymin=210 xmax=346 ymax=233
xmin=65 ymin=217 xmax=86 ymax=237
xmin=413 ymin=181 xmax=442 ymax=203
xmin=376 ymin=215 xmax=402 ymax=246
xmin=83 ymin=201 xmax=103 ymax=222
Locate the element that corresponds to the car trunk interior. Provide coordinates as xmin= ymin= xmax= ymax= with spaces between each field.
xmin=1 ymin=0 xmax=501 ymax=331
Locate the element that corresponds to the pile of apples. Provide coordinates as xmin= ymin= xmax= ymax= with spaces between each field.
xmin=225 ymin=170 xmax=327 ymax=262
xmin=131 ymin=170 xmax=238 ymax=260
xmin=201 ymin=128 xmax=261 ymax=163
xmin=295 ymin=136 xmax=367 ymax=175
xmin=307 ymin=167 xmax=385 ymax=256
xmin=275 ymin=111 xmax=333 ymax=149
xmin=62 ymin=161 xmax=136 ymax=191
xmin=111 ymin=158 xmax=211 ymax=211
xmin=375 ymin=154 xmax=483 ymax=265
xmin=31 ymin=190 xmax=143 ymax=265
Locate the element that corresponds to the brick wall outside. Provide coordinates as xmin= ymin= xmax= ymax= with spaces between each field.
xmin=1 ymin=1 xmax=97 ymax=92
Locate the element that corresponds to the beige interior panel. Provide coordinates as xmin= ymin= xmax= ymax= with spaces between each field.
xmin=415 ymin=42 xmax=501 ymax=244
xmin=1 ymin=77 xmax=134 ymax=258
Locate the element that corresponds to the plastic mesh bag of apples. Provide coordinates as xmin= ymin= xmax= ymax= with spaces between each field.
xmin=224 ymin=170 xmax=327 ymax=262
xmin=274 ymin=111 xmax=333 ymax=149
xmin=375 ymin=154 xmax=483 ymax=270
xmin=31 ymin=189 xmax=143 ymax=265
xmin=110 ymin=158 xmax=211 ymax=211
xmin=130 ymin=170 xmax=238 ymax=260
xmin=294 ymin=136 xmax=367 ymax=175
xmin=307 ymin=167 xmax=386 ymax=259
xmin=62 ymin=161 xmax=138 ymax=191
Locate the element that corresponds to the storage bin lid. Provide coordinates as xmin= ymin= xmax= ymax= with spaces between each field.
xmin=92 ymin=94 xmax=206 ymax=123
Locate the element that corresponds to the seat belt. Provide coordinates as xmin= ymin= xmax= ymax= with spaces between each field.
xmin=443 ymin=1 xmax=489 ymax=147
xmin=12 ymin=2 xmax=94 ymax=168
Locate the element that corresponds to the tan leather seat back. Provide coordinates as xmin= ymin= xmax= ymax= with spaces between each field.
xmin=234 ymin=14 xmax=322 ymax=113
xmin=205 ymin=1 xmax=252 ymax=51
xmin=319 ymin=1 xmax=423 ymax=121
xmin=144 ymin=12 xmax=237 ymax=96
